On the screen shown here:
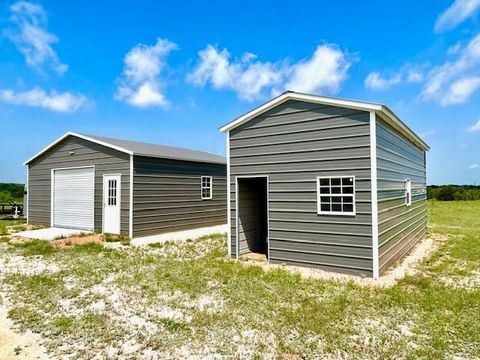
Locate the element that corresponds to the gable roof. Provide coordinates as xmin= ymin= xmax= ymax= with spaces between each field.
xmin=24 ymin=132 xmax=226 ymax=165
xmin=219 ymin=91 xmax=430 ymax=151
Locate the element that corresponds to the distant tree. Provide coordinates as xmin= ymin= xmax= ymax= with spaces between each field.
xmin=437 ymin=186 xmax=455 ymax=201
xmin=0 ymin=191 xmax=13 ymax=203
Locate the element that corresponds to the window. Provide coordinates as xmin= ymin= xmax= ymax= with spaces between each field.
xmin=405 ymin=179 xmax=412 ymax=207
xmin=201 ymin=176 xmax=212 ymax=199
xmin=317 ymin=176 xmax=355 ymax=215
xmin=108 ymin=179 xmax=117 ymax=206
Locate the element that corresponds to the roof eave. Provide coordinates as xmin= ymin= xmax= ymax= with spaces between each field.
xmin=134 ymin=152 xmax=226 ymax=165
xmin=219 ymin=92 xmax=429 ymax=152
xmin=219 ymin=92 xmax=382 ymax=133
xmin=377 ymin=106 xmax=430 ymax=151
xmin=24 ymin=132 xmax=133 ymax=166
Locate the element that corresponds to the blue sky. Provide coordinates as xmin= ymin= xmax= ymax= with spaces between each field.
xmin=0 ymin=0 xmax=479 ymax=185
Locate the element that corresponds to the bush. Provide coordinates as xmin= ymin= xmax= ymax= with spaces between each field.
xmin=428 ymin=185 xmax=480 ymax=201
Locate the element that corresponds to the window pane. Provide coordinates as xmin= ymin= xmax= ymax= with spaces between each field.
xmin=332 ymin=203 xmax=341 ymax=212
xmin=343 ymin=186 xmax=354 ymax=194
xmin=332 ymin=196 xmax=342 ymax=203
xmin=320 ymin=196 xmax=330 ymax=203
xmin=343 ymin=196 xmax=354 ymax=204
xmin=331 ymin=178 xmax=341 ymax=186
xmin=343 ymin=203 xmax=353 ymax=212
xmin=342 ymin=177 xmax=354 ymax=186
xmin=331 ymin=186 xmax=341 ymax=194
xmin=319 ymin=178 xmax=329 ymax=186
xmin=321 ymin=203 xmax=331 ymax=212
xmin=320 ymin=187 xmax=330 ymax=194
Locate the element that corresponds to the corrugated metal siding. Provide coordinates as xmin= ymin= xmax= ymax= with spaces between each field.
xmin=229 ymin=100 xmax=373 ymax=276
xmin=132 ymin=156 xmax=227 ymax=237
xmin=28 ymin=136 xmax=131 ymax=234
xmin=376 ymin=116 xmax=427 ymax=274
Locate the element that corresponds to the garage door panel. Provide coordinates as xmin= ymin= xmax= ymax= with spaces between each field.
xmin=54 ymin=168 xmax=94 ymax=231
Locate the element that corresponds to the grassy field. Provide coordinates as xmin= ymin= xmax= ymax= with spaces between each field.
xmin=0 ymin=201 xmax=479 ymax=359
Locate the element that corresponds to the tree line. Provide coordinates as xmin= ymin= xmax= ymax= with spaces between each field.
xmin=427 ymin=185 xmax=480 ymax=201
xmin=0 ymin=183 xmax=25 ymax=203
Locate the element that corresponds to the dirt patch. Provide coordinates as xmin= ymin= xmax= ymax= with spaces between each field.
xmin=0 ymin=305 xmax=48 ymax=360
xmin=50 ymin=234 xmax=104 ymax=249
xmin=241 ymin=234 xmax=448 ymax=288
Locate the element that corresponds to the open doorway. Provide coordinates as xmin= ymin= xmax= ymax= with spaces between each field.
xmin=237 ymin=177 xmax=268 ymax=260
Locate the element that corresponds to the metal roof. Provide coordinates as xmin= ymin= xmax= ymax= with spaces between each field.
xmin=24 ymin=132 xmax=226 ymax=165
xmin=219 ymin=91 xmax=430 ymax=151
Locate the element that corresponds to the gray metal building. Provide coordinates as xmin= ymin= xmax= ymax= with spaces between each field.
xmin=220 ymin=91 xmax=429 ymax=278
xmin=25 ymin=132 xmax=227 ymax=238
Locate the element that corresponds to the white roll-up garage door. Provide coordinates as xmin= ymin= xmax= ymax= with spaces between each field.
xmin=53 ymin=167 xmax=94 ymax=231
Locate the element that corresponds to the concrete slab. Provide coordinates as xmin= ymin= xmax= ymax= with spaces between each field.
xmin=15 ymin=228 xmax=91 ymax=241
xmin=132 ymin=224 xmax=228 ymax=246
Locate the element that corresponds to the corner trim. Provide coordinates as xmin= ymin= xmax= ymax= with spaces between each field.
xmin=226 ymin=132 xmax=231 ymax=257
xmin=370 ymin=111 xmax=380 ymax=279
xmin=129 ymin=154 xmax=134 ymax=239
xmin=26 ymin=166 xmax=29 ymax=225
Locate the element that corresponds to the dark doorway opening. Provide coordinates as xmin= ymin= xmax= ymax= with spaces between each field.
xmin=237 ymin=177 xmax=268 ymax=259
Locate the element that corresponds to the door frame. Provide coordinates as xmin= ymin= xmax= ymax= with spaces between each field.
xmin=235 ymin=175 xmax=270 ymax=262
xmin=50 ymin=165 xmax=95 ymax=229
xmin=102 ymin=174 xmax=122 ymax=234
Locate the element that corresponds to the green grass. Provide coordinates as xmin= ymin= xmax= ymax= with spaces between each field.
xmin=1 ymin=201 xmax=479 ymax=358
xmin=11 ymin=239 xmax=57 ymax=256
xmin=0 ymin=216 xmax=27 ymax=235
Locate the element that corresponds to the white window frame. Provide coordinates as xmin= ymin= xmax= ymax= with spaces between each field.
xmin=316 ymin=175 xmax=356 ymax=216
xmin=201 ymin=176 xmax=213 ymax=200
xmin=405 ymin=178 xmax=412 ymax=207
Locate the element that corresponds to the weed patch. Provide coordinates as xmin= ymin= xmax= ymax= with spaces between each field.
xmin=11 ymin=239 xmax=56 ymax=256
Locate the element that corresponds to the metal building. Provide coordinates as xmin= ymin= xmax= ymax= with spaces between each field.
xmin=220 ymin=91 xmax=429 ymax=278
xmin=25 ymin=132 xmax=227 ymax=239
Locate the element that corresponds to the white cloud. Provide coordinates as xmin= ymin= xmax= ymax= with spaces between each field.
xmin=419 ymin=129 xmax=437 ymax=138
xmin=422 ymin=34 xmax=480 ymax=106
xmin=468 ymin=119 xmax=480 ymax=132
xmin=7 ymin=1 xmax=67 ymax=74
xmin=284 ymin=45 xmax=351 ymax=94
xmin=187 ymin=44 xmax=351 ymax=101
xmin=0 ymin=87 xmax=88 ymax=112
xmin=440 ymin=76 xmax=480 ymax=105
xmin=469 ymin=163 xmax=479 ymax=169
xmin=406 ymin=70 xmax=424 ymax=83
xmin=365 ymin=72 xmax=402 ymax=90
xmin=435 ymin=0 xmax=480 ymax=32
xmin=364 ymin=65 xmax=425 ymax=90
xmin=115 ymin=38 xmax=177 ymax=108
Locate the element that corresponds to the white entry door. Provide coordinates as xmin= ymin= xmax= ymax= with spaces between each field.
xmin=103 ymin=175 xmax=121 ymax=234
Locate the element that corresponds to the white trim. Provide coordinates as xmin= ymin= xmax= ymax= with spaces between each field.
xmin=129 ymin=154 xmax=134 ymax=238
xmin=235 ymin=175 xmax=270 ymax=263
xmin=226 ymin=132 xmax=231 ymax=257
xmin=219 ymin=91 xmax=429 ymax=151
xmin=102 ymin=173 xmax=122 ymax=235
xmin=50 ymin=169 xmax=54 ymax=227
xmin=24 ymin=132 xmax=134 ymax=165
xmin=26 ymin=167 xmax=29 ymax=224
xmin=316 ymin=175 xmax=356 ymax=216
xmin=51 ymin=165 xmax=95 ymax=230
xmin=201 ymin=176 xmax=213 ymax=200
xmin=370 ymin=111 xmax=380 ymax=279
